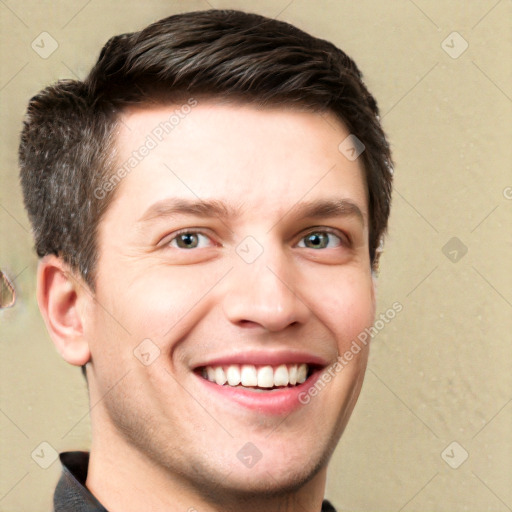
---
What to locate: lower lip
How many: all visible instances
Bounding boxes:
[194,370,323,415]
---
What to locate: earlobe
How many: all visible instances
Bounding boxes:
[37,255,91,366]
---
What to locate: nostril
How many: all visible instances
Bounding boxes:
[237,320,262,328]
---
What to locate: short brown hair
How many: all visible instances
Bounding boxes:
[19,9,393,289]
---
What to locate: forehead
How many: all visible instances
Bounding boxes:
[109,102,368,224]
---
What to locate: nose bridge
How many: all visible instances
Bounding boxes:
[223,241,309,331]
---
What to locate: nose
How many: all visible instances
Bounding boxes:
[222,248,311,332]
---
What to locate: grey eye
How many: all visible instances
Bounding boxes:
[170,232,212,249]
[298,232,342,249]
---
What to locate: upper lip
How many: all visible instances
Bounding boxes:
[192,350,329,369]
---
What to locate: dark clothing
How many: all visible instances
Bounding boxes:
[54,451,337,511]
[54,453,106,512]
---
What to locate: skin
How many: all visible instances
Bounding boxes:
[38,103,376,512]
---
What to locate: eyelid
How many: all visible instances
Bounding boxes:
[295,226,350,247]
[159,227,219,248]
[158,226,351,249]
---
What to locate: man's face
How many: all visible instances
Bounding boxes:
[84,102,375,495]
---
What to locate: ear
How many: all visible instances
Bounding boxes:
[370,268,378,319]
[37,255,91,366]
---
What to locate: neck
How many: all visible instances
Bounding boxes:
[86,422,327,512]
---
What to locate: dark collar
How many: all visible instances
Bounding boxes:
[54,451,337,511]
[54,452,107,511]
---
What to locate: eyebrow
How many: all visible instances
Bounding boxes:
[137,198,239,224]
[290,198,365,226]
[137,197,365,227]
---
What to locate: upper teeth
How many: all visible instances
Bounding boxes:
[203,364,309,388]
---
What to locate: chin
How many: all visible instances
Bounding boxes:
[188,435,335,503]
[201,454,328,502]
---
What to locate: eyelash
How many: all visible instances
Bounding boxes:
[167,229,216,249]
[164,227,349,249]
[297,228,348,249]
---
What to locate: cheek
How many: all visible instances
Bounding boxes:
[311,270,375,349]
[96,264,226,348]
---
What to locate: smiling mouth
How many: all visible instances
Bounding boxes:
[198,363,315,391]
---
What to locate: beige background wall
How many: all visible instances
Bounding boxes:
[1,1,510,511]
